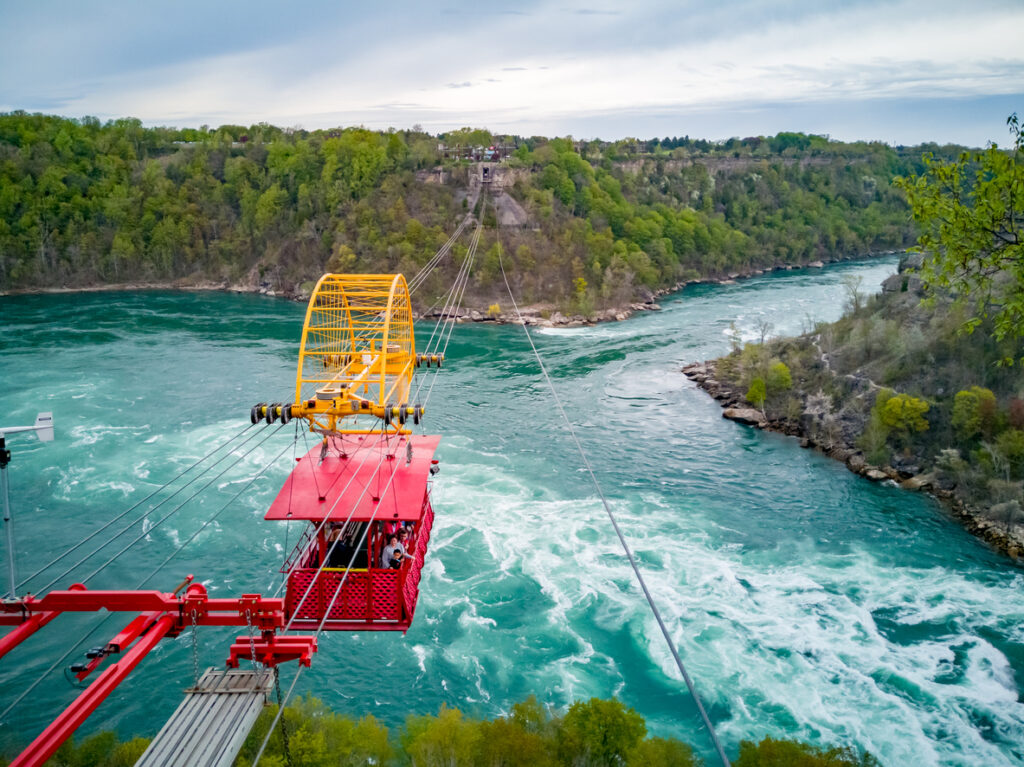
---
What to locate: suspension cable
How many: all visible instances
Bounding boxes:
[35,424,286,594]
[416,217,483,407]
[0,432,294,724]
[407,214,471,295]
[32,422,276,594]
[417,218,481,357]
[493,195,732,767]
[136,439,295,588]
[17,421,258,590]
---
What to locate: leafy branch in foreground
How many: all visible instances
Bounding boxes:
[897,114,1024,358]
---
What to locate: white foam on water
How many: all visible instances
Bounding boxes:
[423,458,1024,766]
[536,326,629,340]
[96,481,135,497]
[412,644,430,674]
[69,423,150,447]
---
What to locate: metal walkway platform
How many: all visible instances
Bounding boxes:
[135,668,273,767]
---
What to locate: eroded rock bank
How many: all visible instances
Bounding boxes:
[683,359,1024,558]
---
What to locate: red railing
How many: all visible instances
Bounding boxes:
[284,500,435,630]
[403,501,434,621]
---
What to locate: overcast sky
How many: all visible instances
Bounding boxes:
[1,0,1022,146]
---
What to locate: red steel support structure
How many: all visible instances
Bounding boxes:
[0,581,316,767]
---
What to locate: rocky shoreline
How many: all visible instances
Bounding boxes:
[2,251,906,328]
[683,359,1024,558]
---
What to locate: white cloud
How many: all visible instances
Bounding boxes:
[2,0,1021,142]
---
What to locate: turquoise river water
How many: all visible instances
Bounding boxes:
[1,257,1022,766]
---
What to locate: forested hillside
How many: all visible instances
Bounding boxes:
[0,112,964,311]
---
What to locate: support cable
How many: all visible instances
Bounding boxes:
[493,196,732,767]
[416,215,483,406]
[135,439,294,589]
[407,215,471,295]
[0,433,293,724]
[272,214,478,593]
[35,424,286,594]
[252,422,414,767]
[417,218,481,357]
[16,421,258,591]
[255,215,485,764]
[33,422,274,594]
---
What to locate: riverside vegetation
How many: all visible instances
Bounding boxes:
[16,695,879,767]
[688,115,1024,554]
[0,112,961,315]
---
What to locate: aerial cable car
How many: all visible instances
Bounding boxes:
[251,273,444,631]
[0,272,445,766]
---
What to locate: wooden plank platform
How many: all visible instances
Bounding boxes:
[135,668,273,767]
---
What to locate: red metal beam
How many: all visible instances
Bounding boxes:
[227,634,318,668]
[73,612,164,682]
[0,611,59,661]
[286,619,408,632]
[0,586,285,630]
[9,613,176,767]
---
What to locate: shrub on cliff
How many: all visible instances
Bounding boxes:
[878,392,930,439]
[766,362,792,395]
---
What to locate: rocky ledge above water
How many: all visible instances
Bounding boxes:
[683,359,1024,559]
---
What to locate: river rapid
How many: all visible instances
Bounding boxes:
[1,257,1022,766]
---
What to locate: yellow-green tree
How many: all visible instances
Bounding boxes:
[879,392,930,437]
[951,386,1000,441]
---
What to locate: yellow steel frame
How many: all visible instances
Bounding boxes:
[289,274,417,434]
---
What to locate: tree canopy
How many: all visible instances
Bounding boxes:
[897,114,1024,356]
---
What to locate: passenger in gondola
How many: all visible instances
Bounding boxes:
[327,523,355,568]
[381,533,407,569]
[397,526,413,554]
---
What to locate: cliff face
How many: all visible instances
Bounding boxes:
[685,255,1024,556]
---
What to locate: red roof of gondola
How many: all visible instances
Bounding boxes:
[264,434,440,523]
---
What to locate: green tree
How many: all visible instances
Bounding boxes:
[403,705,481,767]
[951,386,1000,441]
[896,115,1024,355]
[627,736,701,767]
[475,716,557,767]
[994,428,1024,479]
[556,698,646,767]
[746,377,767,415]
[765,362,792,395]
[734,736,878,767]
[253,183,289,236]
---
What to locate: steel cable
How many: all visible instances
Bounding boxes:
[253,210,481,767]
[32,424,286,595]
[0,433,294,725]
[16,421,259,591]
[252,423,417,767]
[493,195,732,767]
